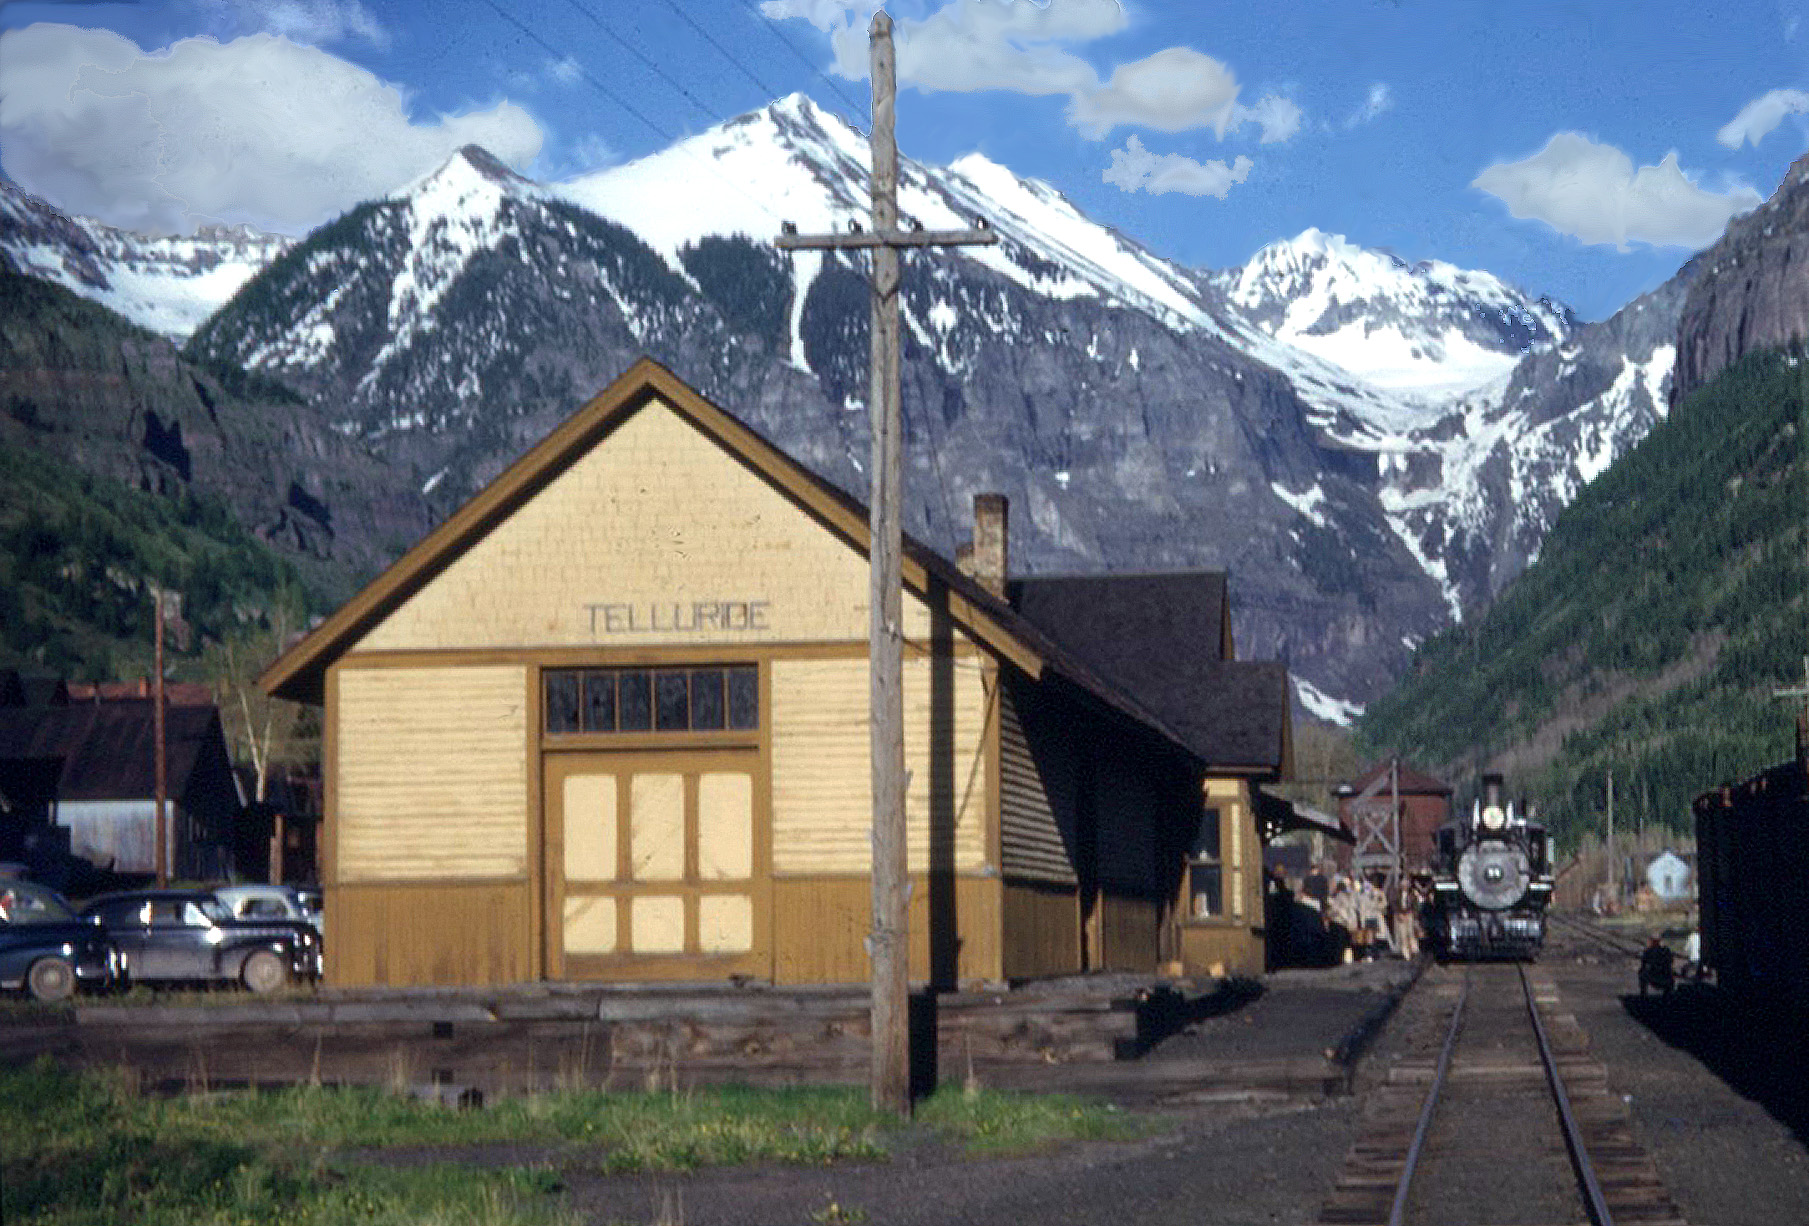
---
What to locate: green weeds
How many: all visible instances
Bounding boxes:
[3,1060,1148,1224]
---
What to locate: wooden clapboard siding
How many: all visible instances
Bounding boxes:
[355,398,945,654]
[336,666,528,881]
[1002,879,1081,980]
[770,654,988,875]
[771,875,1001,985]
[997,680,1078,884]
[1180,921,1265,979]
[1097,893,1159,974]
[329,880,531,987]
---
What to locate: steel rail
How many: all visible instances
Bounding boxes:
[1387,969,1470,1226]
[1547,911,1646,959]
[1522,964,1615,1226]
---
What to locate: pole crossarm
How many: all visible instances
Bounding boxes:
[776,228,999,251]
[1770,656,1809,705]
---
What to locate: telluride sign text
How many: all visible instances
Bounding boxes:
[585,600,772,635]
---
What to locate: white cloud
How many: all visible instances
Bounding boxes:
[548,56,583,86]
[1344,82,1392,128]
[1235,92,1303,144]
[1473,131,1761,250]
[193,0,388,48]
[0,24,543,236]
[767,0,1303,145]
[758,0,884,32]
[842,0,1123,99]
[1717,87,1809,148]
[1069,46,1239,138]
[1103,136,1252,198]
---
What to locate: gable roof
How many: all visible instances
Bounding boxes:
[1009,572,1291,775]
[256,359,1198,759]
[0,701,230,802]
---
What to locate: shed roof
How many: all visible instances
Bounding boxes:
[258,358,1207,762]
[1008,572,1291,776]
[0,701,228,802]
[1345,760,1452,797]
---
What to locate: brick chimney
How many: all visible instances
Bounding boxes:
[970,493,1008,598]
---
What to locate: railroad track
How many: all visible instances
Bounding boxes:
[1317,961,1685,1226]
[1545,911,1649,960]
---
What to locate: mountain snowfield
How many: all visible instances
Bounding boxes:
[0,182,289,337]
[0,95,1686,723]
[1218,228,1575,398]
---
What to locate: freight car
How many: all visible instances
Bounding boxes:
[1693,737,1809,1010]
[1428,773,1554,959]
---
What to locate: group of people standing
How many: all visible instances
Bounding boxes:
[1266,863,1430,967]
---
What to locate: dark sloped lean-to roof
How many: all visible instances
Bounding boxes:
[1345,760,1452,797]
[1009,571,1291,776]
[0,701,229,802]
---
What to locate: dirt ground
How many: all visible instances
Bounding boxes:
[1545,946,1809,1226]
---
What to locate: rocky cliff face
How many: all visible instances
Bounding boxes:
[1672,150,1809,406]
[0,271,430,604]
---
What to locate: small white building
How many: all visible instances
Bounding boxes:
[1645,849,1692,902]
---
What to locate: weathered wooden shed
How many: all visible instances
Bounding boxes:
[0,689,241,878]
[262,360,1292,988]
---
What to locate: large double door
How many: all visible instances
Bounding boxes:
[544,751,770,979]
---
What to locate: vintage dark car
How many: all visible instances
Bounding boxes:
[81,890,321,993]
[0,878,125,1001]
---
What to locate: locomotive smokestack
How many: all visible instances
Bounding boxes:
[1482,773,1504,807]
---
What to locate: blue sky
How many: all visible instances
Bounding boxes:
[3,0,1808,319]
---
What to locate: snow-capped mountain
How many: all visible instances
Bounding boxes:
[1217,228,1575,399]
[0,179,290,337]
[12,95,1686,721]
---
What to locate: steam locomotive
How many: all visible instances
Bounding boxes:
[1428,774,1555,960]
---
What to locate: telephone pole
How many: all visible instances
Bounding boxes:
[776,12,995,1116]
[153,588,169,887]
[1604,768,1614,909]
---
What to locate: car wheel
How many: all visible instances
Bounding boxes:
[240,949,289,995]
[27,956,76,1003]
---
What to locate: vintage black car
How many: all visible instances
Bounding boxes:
[81,890,321,993]
[0,879,125,1001]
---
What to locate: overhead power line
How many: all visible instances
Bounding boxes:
[735,0,873,127]
[657,0,781,101]
[558,0,721,126]
[473,0,783,224]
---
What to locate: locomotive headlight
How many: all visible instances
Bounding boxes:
[1481,804,1507,832]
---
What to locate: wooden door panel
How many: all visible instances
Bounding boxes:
[543,750,768,980]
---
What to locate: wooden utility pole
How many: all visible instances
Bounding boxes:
[775,11,995,1117]
[153,588,168,887]
[1604,769,1614,909]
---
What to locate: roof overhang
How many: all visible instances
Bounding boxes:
[1255,790,1354,844]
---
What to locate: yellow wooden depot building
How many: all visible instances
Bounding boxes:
[263,359,1293,988]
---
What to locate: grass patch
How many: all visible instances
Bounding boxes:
[4,1061,1150,1222]
[915,1086,1144,1155]
[3,1062,572,1225]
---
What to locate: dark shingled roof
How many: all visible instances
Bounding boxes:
[1008,572,1291,774]
[0,701,228,801]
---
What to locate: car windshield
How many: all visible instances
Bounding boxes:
[0,881,78,924]
[194,896,231,922]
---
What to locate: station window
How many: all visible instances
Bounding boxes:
[1189,807,1223,919]
[545,665,758,735]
